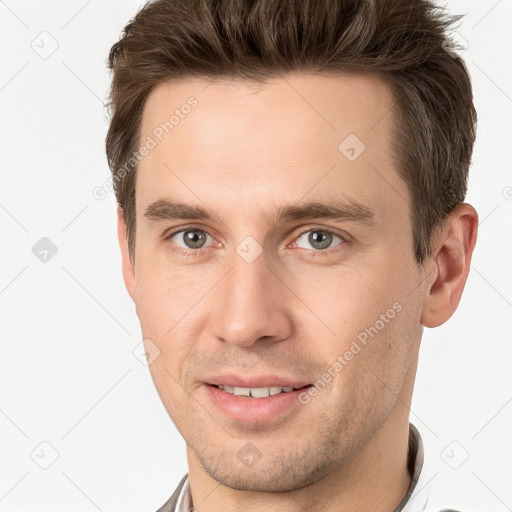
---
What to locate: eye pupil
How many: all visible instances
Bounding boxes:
[309,230,333,250]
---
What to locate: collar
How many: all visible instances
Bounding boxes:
[176,423,432,512]
[395,423,434,511]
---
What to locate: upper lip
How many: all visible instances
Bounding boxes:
[204,374,312,389]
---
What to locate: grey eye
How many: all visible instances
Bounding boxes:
[171,229,212,249]
[295,230,343,251]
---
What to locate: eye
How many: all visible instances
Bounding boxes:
[293,228,347,253]
[164,226,348,257]
[166,228,215,251]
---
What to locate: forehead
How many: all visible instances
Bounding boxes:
[137,72,407,226]
[140,72,395,155]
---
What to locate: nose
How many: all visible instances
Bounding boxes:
[209,247,294,348]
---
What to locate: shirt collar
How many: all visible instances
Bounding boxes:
[175,475,191,512]
[176,423,431,512]
[395,422,434,511]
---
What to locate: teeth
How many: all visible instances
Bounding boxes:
[249,387,269,398]
[217,385,299,398]
[233,386,250,396]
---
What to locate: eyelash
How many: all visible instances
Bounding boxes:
[163,226,350,258]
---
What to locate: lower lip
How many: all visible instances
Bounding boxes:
[204,384,311,423]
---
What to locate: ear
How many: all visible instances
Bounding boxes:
[117,205,136,302]
[421,203,478,328]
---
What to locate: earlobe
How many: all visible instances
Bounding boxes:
[421,203,478,328]
[117,206,136,302]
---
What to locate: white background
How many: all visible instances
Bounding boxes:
[1,1,511,510]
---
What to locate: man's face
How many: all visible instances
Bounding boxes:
[122,73,427,491]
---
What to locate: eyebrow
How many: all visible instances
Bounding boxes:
[143,197,377,227]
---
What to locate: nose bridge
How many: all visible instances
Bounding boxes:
[210,246,292,347]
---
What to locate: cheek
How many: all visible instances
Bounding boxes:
[145,361,192,440]
[133,262,207,382]
[133,257,202,335]
[296,257,420,382]
[290,262,398,341]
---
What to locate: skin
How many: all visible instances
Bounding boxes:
[117,72,478,511]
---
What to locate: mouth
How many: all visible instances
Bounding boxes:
[203,382,314,423]
[209,383,312,398]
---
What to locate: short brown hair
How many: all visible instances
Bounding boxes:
[106,0,477,264]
